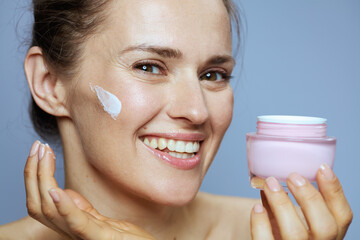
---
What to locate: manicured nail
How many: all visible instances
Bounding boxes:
[254,203,264,213]
[49,189,60,203]
[288,173,306,187]
[320,163,334,180]
[38,144,46,160]
[29,140,40,157]
[266,177,281,192]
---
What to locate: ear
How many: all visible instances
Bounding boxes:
[24,46,70,117]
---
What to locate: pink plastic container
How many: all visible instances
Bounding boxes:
[246,115,336,189]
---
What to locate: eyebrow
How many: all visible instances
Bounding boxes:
[120,44,235,65]
[205,55,236,66]
[120,44,183,59]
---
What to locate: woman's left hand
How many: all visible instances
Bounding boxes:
[250,165,353,240]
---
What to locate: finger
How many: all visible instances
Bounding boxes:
[263,177,308,240]
[317,164,353,239]
[37,144,61,221]
[36,144,73,238]
[287,172,338,239]
[25,141,70,238]
[250,203,274,240]
[64,190,156,239]
[24,140,42,219]
[260,191,282,239]
[64,189,106,221]
[49,188,110,240]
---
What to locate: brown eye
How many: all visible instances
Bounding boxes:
[200,71,224,81]
[136,64,161,74]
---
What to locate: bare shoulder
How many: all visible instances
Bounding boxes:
[0,216,61,240]
[190,192,259,239]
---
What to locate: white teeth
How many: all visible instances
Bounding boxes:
[167,151,193,159]
[150,139,158,149]
[158,138,167,150]
[167,139,176,151]
[194,142,200,152]
[175,141,185,153]
[185,142,193,153]
[142,137,201,155]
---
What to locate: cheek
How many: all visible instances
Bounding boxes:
[68,79,167,183]
[119,82,165,129]
[207,89,234,133]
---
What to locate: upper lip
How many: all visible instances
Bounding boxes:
[140,132,206,141]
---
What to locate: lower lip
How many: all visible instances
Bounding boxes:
[141,142,201,170]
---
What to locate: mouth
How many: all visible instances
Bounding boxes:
[140,134,203,170]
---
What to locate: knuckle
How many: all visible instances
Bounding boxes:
[303,190,322,203]
[312,221,338,240]
[28,210,42,221]
[312,228,338,240]
[26,200,40,218]
[24,167,33,178]
[37,171,47,180]
[283,230,308,240]
[58,208,71,218]
[70,218,89,236]
[41,204,56,221]
[339,208,353,229]
[273,195,291,208]
[331,182,344,196]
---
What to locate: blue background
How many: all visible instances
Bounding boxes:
[1,0,359,238]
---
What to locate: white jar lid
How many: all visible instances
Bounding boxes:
[258,115,327,124]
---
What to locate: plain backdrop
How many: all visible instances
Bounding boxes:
[1,0,359,238]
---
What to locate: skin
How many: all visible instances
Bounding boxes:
[0,0,353,239]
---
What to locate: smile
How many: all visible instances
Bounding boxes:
[140,135,203,170]
[143,137,200,158]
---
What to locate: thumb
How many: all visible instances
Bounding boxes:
[64,189,105,220]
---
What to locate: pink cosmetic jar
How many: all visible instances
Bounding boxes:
[246,115,336,189]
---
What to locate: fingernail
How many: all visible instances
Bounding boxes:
[320,163,334,180]
[288,173,306,187]
[49,189,60,203]
[254,203,264,213]
[29,140,40,157]
[266,177,281,192]
[38,144,46,160]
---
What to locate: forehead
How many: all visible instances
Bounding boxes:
[102,0,232,56]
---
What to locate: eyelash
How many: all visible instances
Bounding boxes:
[133,61,166,76]
[133,61,232,82]
[199,71,233,82]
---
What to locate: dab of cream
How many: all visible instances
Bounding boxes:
[90,83,122,120]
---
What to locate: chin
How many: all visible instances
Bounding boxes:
[145,180,201,207]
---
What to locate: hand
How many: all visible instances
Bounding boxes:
[250,167,353,240]
[24,140,156,240]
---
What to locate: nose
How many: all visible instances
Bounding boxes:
[166,73,209,125]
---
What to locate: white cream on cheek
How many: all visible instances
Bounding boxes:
[90,83,122,120]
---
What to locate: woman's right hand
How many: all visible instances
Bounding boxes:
[24,140,156,240]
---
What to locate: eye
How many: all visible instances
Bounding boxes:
[134,63,162,74]
[200,71,230,82]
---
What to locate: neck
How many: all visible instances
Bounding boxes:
[59,118,190,238]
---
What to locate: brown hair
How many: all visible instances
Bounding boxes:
[29,0,243,142]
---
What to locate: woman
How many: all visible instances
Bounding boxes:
[0,0,353,239]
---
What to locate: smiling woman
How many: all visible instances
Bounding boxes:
[0,0,353,239]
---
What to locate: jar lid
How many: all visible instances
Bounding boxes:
[258,115,327,124]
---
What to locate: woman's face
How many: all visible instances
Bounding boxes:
[66,0,234,205]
